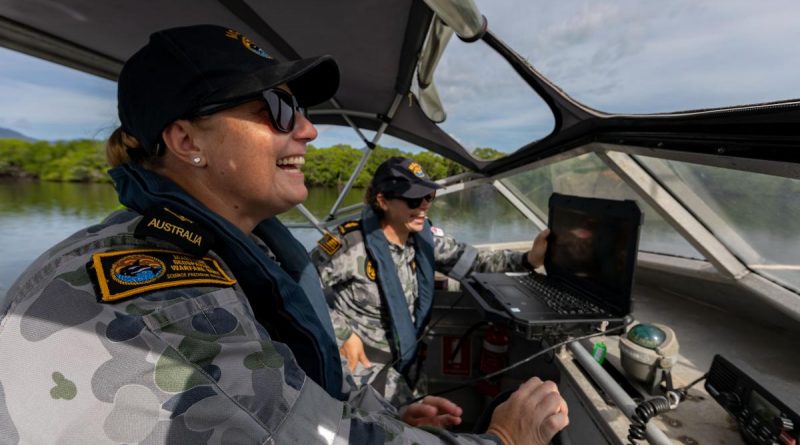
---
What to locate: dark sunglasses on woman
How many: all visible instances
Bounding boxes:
[193,88,305,133]
[388,193,436,209]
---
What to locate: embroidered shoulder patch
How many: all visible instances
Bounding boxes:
[317,232,342,256]
[337,220,361,235]
[431,226,445,237]
[134,206,214,256]
[88,249,236,303]
[365,258,377,281]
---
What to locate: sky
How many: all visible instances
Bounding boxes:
[1,0,799,153]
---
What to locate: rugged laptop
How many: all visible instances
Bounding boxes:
[464,193,642,337]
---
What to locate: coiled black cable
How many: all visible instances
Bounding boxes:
[626,373,707,444]
[627,396,672,444]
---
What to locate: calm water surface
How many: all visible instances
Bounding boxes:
[0,181,539,295]
[5,180,792,297]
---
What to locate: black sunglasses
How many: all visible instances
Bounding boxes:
[387,192,436,209]
[193,88,305,133]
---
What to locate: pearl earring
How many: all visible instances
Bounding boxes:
[192,156,202,165]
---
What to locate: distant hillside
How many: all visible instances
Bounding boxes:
[0,127,35,141]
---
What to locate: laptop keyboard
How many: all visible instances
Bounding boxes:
[515,274,607,316]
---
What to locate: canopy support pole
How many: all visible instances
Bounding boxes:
[492,180,547,230]
[294,97,377,228]
[568,341,674,445]
[325,93,404,221]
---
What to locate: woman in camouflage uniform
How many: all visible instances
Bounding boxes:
[312,157,550,406]
[0,25,567,445]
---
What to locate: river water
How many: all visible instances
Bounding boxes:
[0,180,540,294]
[3,179,796,297]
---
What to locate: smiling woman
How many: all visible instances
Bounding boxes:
[0,23,567,445]
[310,156,551,407]
[157,89,316,230]
[0,23,355,443]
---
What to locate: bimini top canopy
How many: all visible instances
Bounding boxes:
[1,0,799,176]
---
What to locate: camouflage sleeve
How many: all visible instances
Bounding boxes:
[311,242,349,287]
[311,243,356,342]
[330,304,355,342]
[433,233,476,277]
[0,260,500,444]
[434,232,528,276]
[471,248,528,273]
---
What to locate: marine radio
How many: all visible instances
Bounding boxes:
[705,354,798,445]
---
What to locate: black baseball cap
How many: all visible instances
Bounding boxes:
[371,157,444,198]
[118,24,339,154]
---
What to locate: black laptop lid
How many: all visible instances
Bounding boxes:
[545,193,642,315]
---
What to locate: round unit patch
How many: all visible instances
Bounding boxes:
[224,29,272,59]
[408,162,425,177]
[240,36,271,58]
[111,254,166,285]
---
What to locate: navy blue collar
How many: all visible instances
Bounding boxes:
[360,206,435,374]
[110,163,344,399]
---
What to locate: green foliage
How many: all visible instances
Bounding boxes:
[0,138,498,185]
[0,138,110,182]
[303,144,363,187]
[301,144,483,187]
[472,147,506,160]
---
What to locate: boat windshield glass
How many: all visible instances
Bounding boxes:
[477,0,800,113]
[434,34,555,158]
[427,184,538,246]
[636,156,800,292]
[501,153,704,259]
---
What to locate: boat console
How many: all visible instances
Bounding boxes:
[425,272,800,445]
[705,355,798,445]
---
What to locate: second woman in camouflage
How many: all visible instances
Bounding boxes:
[312,156,550,409]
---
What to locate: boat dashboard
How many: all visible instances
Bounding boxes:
[420,256,799,445]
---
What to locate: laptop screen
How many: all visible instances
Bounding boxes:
[545,194,642,314]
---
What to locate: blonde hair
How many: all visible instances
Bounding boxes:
[105,127,161,168]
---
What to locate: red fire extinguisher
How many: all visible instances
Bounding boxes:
[477,325,509,396]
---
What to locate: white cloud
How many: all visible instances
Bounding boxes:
[0,72,117,140]
[2,1,800,152]
[423,0,800,151]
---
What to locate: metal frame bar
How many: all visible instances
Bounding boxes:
[634,154,763,263]
[597,149,749,279]
[601,142,800,181]
[294,204,327,235]
[492,180,547,230]
[489,145,595,183]
[294,97,378,224]
[568,342,673,445]
[324,94,404,221]
[0,16,121,80]
[308,109,382,120]
[327,97,372,149]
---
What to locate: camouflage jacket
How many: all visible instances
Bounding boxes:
[0,210,501,444]
[311,220,528,351]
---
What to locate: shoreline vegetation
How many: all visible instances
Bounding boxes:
[0,138,504,186]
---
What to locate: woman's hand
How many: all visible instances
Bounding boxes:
[340,333,372,372]
[527,228,550,269]
[400,396,463,428]
[486,377,568,445]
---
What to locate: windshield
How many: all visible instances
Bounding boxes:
[430,0,800,159]
[475,0,800,114]
[500,153,703,259]
[636,156,800,292]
